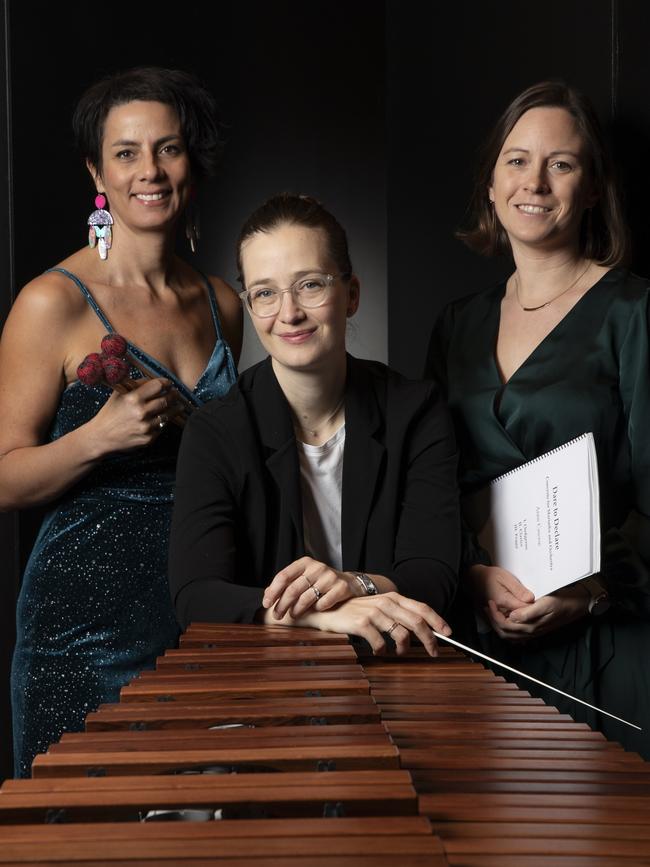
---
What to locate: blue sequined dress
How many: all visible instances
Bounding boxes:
[11,268,237,777]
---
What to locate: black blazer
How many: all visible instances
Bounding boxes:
[169,355,460,628]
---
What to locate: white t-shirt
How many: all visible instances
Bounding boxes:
[296,425,345,570]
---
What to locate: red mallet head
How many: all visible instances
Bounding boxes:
[101,355,129,386]
[77,353,104,386]
[100,333,127,358]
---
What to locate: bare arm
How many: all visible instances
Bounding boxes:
[0,276,176,511]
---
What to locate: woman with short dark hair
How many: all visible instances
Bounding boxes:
[72,66,225,181]
[427,81,649,756]
[2,67,242,776]
[170,193,460,651]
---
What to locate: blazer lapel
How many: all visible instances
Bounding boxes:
[246,359,304,558]
[341,357,386,568]
[266,440,304,559]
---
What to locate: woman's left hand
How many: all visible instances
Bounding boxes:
[263,556,363,619]
[486,583,590,641]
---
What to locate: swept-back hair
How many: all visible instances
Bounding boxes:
[236,193,353,283]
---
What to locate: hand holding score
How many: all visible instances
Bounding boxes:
[466,564,590,641]
[488,582,590,641]
[466,563,534,615]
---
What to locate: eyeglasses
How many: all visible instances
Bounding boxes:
[239,273,338,318]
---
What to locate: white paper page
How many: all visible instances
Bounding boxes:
[470,433,600,598]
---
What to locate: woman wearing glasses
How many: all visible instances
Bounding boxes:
[169,193,459,653]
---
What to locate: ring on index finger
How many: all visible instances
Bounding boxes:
[156,414,168,430]
[386,621,400,636]
[312,585,322,601]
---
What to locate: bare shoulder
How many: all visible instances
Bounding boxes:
[0,270,80,417]
[5,267,87,334]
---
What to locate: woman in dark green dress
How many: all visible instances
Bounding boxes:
[427,81,650,757]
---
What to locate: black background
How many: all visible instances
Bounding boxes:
[1,0,649,780]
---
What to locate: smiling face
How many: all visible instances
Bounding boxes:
[90,100,192,234]
[488,106,597,255]
[240,222,359,375]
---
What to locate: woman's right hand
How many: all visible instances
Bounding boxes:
[465,564,535,616]
[0,273,186,510]
[86,377,183,455]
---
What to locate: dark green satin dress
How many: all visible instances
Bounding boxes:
[427,267,650,757]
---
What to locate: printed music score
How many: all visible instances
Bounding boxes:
[465,432,601,598]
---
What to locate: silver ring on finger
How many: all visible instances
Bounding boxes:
[156,414,168,430]
[312,585,322,601]
[386,621,400,635]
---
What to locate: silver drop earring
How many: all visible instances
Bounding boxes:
[185,192,200,253]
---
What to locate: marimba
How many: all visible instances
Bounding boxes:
[1,623,649,866]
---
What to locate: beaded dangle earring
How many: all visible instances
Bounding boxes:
[87,194,113,260]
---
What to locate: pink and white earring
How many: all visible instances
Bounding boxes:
[87,193,113,260]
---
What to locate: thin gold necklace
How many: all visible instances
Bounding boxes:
[295,393,345,439]
[514,262,591,312]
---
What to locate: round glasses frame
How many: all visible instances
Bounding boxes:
[239,273,339,319]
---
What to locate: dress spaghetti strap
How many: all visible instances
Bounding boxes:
[47,267,114,331]
[49,267,227,341]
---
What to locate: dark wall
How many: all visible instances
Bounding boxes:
[387,0,649,377]
[0,0,17,784]
[613,0,650,281]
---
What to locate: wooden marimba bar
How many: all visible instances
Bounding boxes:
[0,623,649,866]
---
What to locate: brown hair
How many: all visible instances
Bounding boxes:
[457,80,629,266]
[236,193,353,284]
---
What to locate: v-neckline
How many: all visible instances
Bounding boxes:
[126,337,221,406]
[57,267,224,405]
[491,268,614,387]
